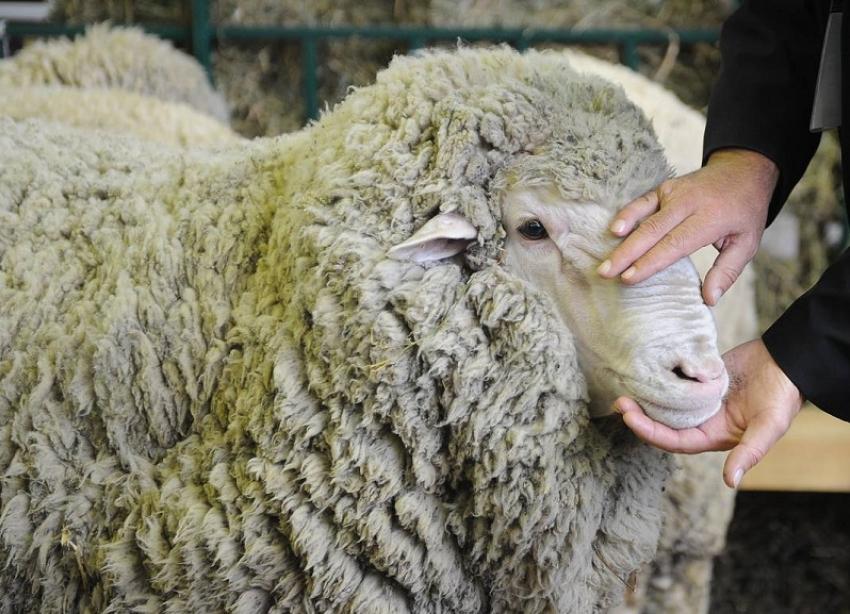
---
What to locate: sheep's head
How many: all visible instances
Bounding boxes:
[383,48,728,430]
[505,187,728,428]
[389,185,727,430]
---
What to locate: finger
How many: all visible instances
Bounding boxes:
[721,414,791,488]
[702,240,756,306]
[610,190,661,237]
[599,202,691,280]
[613,216,710,284]
[598,191,664,280]
[615,397,717,454]
[612,396,644,414]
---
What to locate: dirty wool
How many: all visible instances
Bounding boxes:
[0,47,670,614]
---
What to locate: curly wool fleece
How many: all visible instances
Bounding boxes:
[0,47,671,614]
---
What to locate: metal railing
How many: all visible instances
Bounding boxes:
[1,0,722,122]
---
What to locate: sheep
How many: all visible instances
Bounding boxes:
[561,49,755,614]
[0,46,729,614]
[0,24,230,123]
[0,85,243,147]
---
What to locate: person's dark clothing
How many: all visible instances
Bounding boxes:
[703,0,850,420]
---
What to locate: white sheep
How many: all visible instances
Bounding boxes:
[0,46,728,614]
[561,49,756,614]
[0,85,242,147]
[0,24,230,123]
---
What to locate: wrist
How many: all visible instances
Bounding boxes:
[759,339,806,413]
[707,148,779,178]
[705,148,778,218]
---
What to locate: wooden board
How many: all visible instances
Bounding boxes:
[740,405,850,492]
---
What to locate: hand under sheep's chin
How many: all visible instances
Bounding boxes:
[637,369,729,430]
[588,372,728,431]
[629,395,724,430]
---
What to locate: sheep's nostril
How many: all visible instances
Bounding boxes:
[672,366,700,382]
[671,357,726,383]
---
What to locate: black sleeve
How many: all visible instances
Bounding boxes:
[763,246,850,421]
[703,0,831,224]
[705,0,850,421]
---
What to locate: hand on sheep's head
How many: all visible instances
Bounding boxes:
[614,339,805,489]
[597,149,779,307]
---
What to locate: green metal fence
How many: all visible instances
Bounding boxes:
[0,0,722,123]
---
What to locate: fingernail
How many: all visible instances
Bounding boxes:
[732,468,744,489]
[611,219,626,234]
[597,260,612,276]
[621,266,636,281]
[712,288,723,305]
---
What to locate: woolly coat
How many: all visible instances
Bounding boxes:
[0,47,671,614]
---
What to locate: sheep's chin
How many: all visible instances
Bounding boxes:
[586,396,722,430]
[636,398,723,430]
[584,367,728,430]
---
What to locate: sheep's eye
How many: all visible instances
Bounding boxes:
[518,219,549,240]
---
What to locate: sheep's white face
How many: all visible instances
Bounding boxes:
[387,186,728,430]
[500,187,728,429]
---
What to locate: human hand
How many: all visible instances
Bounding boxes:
[598,148,779,306]
[613,339,805,488]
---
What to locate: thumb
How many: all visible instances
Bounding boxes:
[721,415,789,489]
[702,241,754,306]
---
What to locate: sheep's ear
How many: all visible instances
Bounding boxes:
[387,212,478,263]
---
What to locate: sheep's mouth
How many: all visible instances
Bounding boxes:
[633,395,722,430]
[585,362,728,428]
[623,370,728,430]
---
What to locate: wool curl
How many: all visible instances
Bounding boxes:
[0,46,672,614]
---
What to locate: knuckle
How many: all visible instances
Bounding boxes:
[636,213,670,238]
[657,178,677,198]
[714,265,740,287]
[642,190,661,206]
[656,178,688,208]
[658,227,692,255]
[744,444,766,469]
[625,189,661,217]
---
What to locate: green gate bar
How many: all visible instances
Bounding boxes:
[1,0,722,124]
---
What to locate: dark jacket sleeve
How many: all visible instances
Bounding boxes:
[763,247,850,419]
[704,0,850,421]
[703,0,830,224]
